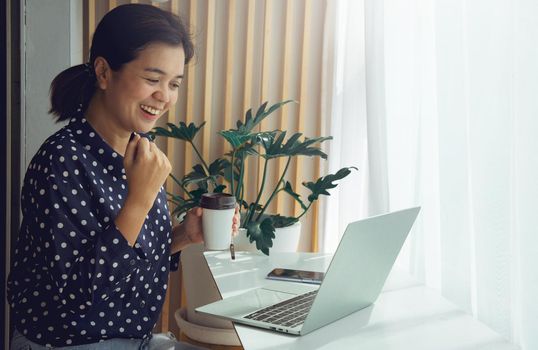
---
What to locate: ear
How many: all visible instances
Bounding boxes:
[94,57,112,90]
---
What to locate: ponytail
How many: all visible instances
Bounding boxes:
[48,63,96,122]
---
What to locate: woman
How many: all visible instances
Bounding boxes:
[7,4,238,349]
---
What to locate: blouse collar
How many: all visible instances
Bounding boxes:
[66,117,124,168]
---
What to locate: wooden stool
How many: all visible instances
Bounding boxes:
[179,332,243,350]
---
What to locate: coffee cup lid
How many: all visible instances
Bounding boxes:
[200,193,236,210]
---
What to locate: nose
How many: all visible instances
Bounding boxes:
[154,85,171,103]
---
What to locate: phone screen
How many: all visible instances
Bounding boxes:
[266,268,325,284]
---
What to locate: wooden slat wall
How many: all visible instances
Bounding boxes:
[223,0,236,143]
[240,0,255,206]
[202,0,216,162]
[275,0,294,215]
[83,0,327,340]
[256,0,273,198]
[295,0,312,217]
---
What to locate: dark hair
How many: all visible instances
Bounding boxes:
[49,4,194,122]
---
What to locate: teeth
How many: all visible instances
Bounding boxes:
[140,104,162,116]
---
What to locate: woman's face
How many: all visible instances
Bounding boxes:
[101,43,185,134]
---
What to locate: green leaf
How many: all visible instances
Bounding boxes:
[282,181,307,210]
[269,214,298,228]
[151,121,206,142]
[238,199,250,210]
[166,185,198,218]
[222,158,240,184]
[183,164,209,186]
[170,198,198,219]
[221,99,292,152]
[245,217,276,255]
[236,100,295,134]
[188,188,208,206]
[261,131,332,159]
[219,130,253,149]
[255,101,269,120]
[150,126,174,138]
[214,184,227,193]
[303,167,357,203]
[208,158,228,177]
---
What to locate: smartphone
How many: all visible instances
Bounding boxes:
[266,268,325,285]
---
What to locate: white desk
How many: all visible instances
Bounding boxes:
[202,251,519,350]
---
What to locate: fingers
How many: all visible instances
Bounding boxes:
[186,207,203,219]
[124,133,140,167]
[232,207,240,235]
[136,137,151,159]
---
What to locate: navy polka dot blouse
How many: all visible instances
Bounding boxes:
[7,117,180,347]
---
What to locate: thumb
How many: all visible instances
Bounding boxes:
[194,207,203,216]
[124,133,139,167]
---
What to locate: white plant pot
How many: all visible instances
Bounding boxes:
[233,221,302,253]
[177,221,302,345]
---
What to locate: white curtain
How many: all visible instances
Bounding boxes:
[320,0,538,348]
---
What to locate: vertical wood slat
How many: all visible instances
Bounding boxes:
[160,107,177,334]
[202,0,216,162]
[311,0,328,253]
[88,0,95,33]
[161,103,175,332]
[184,1,197,177]
[223,0,237,148]
[257,0,273,200]
[160,0,182,333]
[275,0,294,215]
[260,0,272,101]
[108,0,117,10]
[294,0,313,216]
[83,0,96,62]
[240,0,256,204]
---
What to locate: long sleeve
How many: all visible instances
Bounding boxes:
[7,117,174,347]
[30,160,149,312]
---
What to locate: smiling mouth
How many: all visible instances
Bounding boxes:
[140,104,163,116]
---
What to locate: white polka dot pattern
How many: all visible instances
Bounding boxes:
[7,117,180,347]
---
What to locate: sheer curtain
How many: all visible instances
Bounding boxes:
[320,0,538,348]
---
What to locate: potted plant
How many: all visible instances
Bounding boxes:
[151,100,356,255]
[151,100,355,345]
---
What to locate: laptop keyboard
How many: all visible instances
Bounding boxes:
[244,290,318,328]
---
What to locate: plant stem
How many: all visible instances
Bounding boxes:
[295,202,313,221]
[230,151,236,196]
[189,141,210,174]
[247,157,269,224]
[189,141,220,189]
[236,152,246,200]
[169,173,193,199]
[256,156,291,220]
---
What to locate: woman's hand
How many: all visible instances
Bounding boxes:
[123,133,172,211]
[171,204,241,254]
[232,204,240,234]
[115,133,171,245]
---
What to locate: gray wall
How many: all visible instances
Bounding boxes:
[22,0,82,170]
[6,1,83,344]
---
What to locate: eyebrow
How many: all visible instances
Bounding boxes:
[143,67,183,79]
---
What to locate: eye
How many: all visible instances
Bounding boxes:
[145,78,159,84]
[170,81,182,90]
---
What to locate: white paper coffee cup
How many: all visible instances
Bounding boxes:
[200,193,236,250]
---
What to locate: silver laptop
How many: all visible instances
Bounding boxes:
[196,207,420,336]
